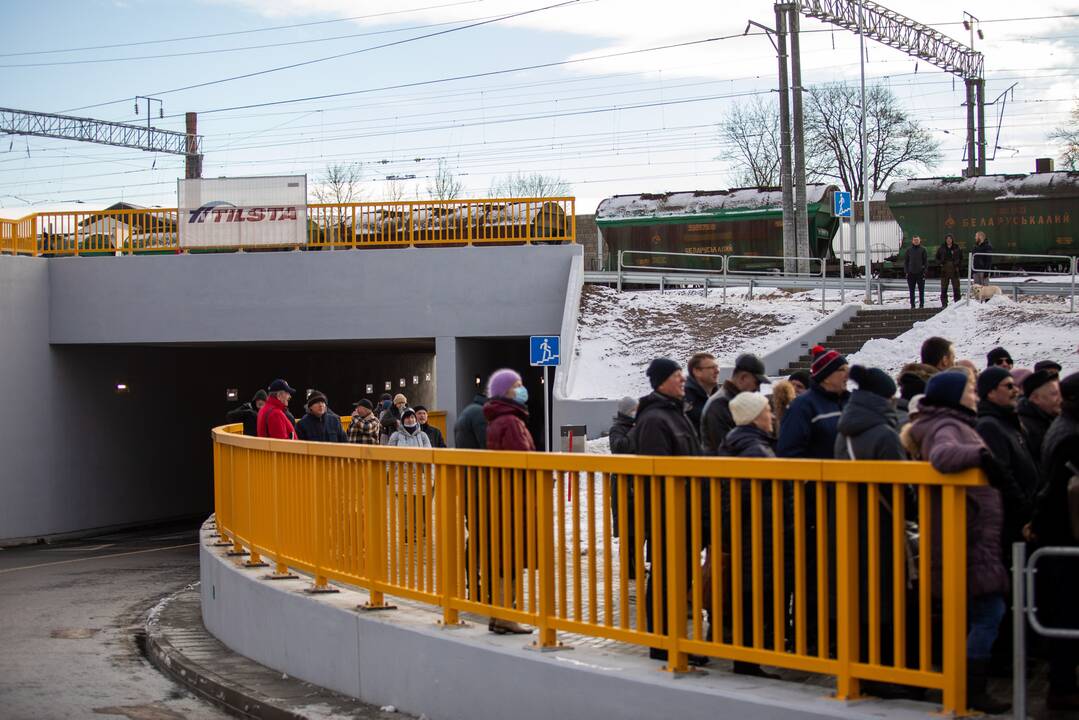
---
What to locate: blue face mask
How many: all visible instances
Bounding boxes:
[513,386,529,404]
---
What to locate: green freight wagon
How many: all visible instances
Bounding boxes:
[595,185,841,272]
[885,172,1078,276]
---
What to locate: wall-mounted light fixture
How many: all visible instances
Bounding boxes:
[225,388,239,402]
[399,378,406,388]
[425,373,432,382]
[385,381,392,391]
[115,383,130,394]
[365,384,373,394]
[412,375,419,385]
[475,375,482,386]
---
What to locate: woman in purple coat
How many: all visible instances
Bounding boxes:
[908,370,1010,714]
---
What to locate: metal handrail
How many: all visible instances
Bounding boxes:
[212,426,983,714]
[617,250,829,311]
[967,252,1077,312]
[1011,542,1079,719]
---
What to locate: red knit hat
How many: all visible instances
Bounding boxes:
[810,345,847,383]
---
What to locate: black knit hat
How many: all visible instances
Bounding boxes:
[977,366,1012,400]
[646,357,681,390]
[353,398,374,410]
[413,405,427,413]
[400,407,417,421]
[849,365,897,399]
[1033,359,1062,375]
[306,390,328,408]
[788,370,811,388]
[1022,369,1055,397]
[925,370,969,408]
[1061,371,1079,403]
[986,346,1013,368]
[252,389,268,404]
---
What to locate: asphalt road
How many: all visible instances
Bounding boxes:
[0,521,231,720]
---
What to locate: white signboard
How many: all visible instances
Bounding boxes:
[178,175,307,248]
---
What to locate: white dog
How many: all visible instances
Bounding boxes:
[972,284,1002,302]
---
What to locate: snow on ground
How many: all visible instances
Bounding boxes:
[568,284,831,400]
[850,294,1079,375]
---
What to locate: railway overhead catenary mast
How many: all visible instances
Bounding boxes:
[0,107,203,179]
[799,0,987,177]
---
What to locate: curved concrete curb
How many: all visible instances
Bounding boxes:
[198,519,942,720]
[145,583,401,720]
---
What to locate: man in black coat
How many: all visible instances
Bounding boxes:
[904,235,929,309]
[683,352,718,430]
[630,358,708,667]
[975,368,1038,546]
[608,396,637,575]
[972,231,993,285]
[226,389,268,437]
[414,406,446,448]
[935,234,962,307]
[1017,370,1061,467]
[295,391,348,443]
[700,353,768,454]
[453,393,488,449]
[1030,372,1079,711]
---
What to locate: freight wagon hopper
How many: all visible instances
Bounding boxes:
[595,184,841,272]
[885,171,1079,276]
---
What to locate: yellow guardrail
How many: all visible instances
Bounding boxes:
[0,197,576,257]
[211,425,981,714]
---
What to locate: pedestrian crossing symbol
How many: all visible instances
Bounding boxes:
[833,190,852,218]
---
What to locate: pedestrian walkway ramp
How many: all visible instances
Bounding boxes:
[203,424,986,719]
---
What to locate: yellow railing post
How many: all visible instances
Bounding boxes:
[941,485,969,714]
[834,480,861,700]
[439,463,460,626]
[532,468,558,649]
[362,457,393,610]
[664,475,689,673]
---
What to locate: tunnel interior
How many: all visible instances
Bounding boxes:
[48,336,546,533]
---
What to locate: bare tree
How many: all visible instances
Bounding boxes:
[311,162,365,204]
[718,96,830,187]
[384,177,408,202]
[1049,98,1079,170]
[805,83,941,198]
[427,159,464,201]
[489,172,571,198]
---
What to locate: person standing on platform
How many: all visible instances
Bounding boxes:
[904,235,928,309]
[608,396,638,578]
[386,408,432,448]
[1017,370,1061,466]
[936,233,962,307]
[347,399,380,445]
[414,406,446,448]
[380,393,408,444]
[257,379,297,440]
[296,391,347,443]
[700,353,768,454]
[454,391,488,449]
[972,231,993,286]
[226,389,267,437]
[684,352,718,430]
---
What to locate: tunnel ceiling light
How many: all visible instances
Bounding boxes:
[475,376,482,386]
[115,383,130,394]
[225,388,239,402]
[413,376,419,385]
[365,384,373,394]
[399,378,406,388]
[425,373,431,382]
[385,381,392,391]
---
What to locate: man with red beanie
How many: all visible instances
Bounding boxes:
[777,346,850,459]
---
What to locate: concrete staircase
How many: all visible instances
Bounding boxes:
[779,307,940,375]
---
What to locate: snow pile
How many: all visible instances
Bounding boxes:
[568,284,830,400]
[849,295,1079,375]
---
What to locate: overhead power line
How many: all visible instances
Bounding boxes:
[60,0,583,113]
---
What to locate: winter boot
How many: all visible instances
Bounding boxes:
[967,659,1010,715]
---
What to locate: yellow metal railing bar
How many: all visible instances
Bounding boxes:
[211,429,980,714]
[0,198,576,257]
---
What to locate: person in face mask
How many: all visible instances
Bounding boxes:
[483,369,535,452]
[386,408,432,448]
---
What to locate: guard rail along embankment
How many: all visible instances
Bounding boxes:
[211,423,984,715]
[0,197,575,255]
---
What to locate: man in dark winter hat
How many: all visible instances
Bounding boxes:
[701,352,768,454]
[630,359,709,668]
[975,367,1037,547]
[777,346,849,459]
[1034,359,1062,377]
[787,370,811,395]
[347,398,380,445]
[413,406,446,448]
[296,390,347,443]
[835,366,904,461]
[986,347,1013,370]
[1030,371,1079,711]
[226,388,268,437]
[1017,370,1061,465]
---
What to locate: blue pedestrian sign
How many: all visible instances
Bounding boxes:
[833,190,852,218]
[530,335,561,366]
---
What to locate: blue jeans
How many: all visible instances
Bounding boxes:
[968,593,1005,660]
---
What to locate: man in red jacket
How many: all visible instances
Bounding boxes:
[257,378,297,440]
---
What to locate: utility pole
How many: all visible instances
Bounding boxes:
[774,6,796,274]
[788,5,810,273]
[858,0,872,301]
[185,112,203,179]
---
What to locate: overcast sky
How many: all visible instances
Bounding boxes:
[3,0,1077,214]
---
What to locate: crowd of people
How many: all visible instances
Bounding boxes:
[608,340,1076,712]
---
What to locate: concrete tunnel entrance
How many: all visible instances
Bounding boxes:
[48,336,547,533]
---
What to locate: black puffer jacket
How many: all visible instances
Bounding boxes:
[976,400,1039,544]
[1017,396,1054,468]
[1032,411,1079,546]
[700,380,738,455]
[719,424,776,458]
[608,412,636,454]
[631,392,701,457]
[904,244,929,276]
[226,402,260,437]
[834,391,906,461]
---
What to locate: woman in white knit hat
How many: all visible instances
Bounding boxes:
[719,392,776,458]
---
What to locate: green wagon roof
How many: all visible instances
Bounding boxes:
[595,184,838,226]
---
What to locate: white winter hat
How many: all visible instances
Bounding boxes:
[729,392,769,427]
